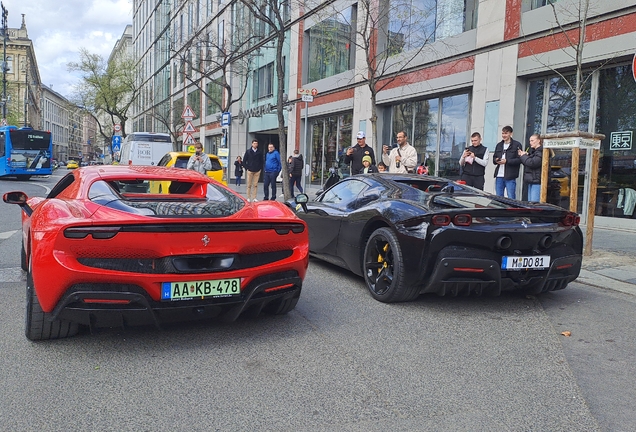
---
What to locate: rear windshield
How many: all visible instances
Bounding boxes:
[128,134,171,143]
[175,156,222,171]
[88,180,244,217]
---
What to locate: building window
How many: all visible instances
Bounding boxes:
[188,90,201,118]
[207,80,223,115]
[387,0,474,55]
[307,7,353,82]
[390,93,469,179]
[253,62,274,100]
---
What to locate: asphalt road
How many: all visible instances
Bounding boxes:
[0,171,632,431]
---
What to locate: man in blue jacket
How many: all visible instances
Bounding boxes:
[263,143,281,201]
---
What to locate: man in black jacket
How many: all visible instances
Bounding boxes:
[459,132,489,190]
[344,131,376,175]
[242,139,263,202]
[289,149,304,194]
[492,126,523,199]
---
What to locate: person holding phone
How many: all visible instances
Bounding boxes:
[492,126,523,199]
[187,141,212,174]
[459,132,489,190]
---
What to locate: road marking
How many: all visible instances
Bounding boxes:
[0,230,18,240]
[0,267,25,283]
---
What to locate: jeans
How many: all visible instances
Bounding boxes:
[290,175,303,194]
[495,177,517,199]
[235,175,242,186]
[528,183,541,202]
[263,171,278,200]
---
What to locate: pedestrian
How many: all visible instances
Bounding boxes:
[377,161,387,172]
[359,155,379,174]
[242,139,263,202]
[263,143,281,201]
[382,131,417,173]
[493,125,523,199]
[234,156,243,187]
[344,131,376,175]
[289,149,304,194]
[186,142,212,174]
[518,133,543,202]
[459,132,490,190]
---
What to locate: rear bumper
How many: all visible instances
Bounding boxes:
[420,254,582,296]
[50,270,302,328]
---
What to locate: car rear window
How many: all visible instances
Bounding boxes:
[173,156,221,171]
[88,180,244,217]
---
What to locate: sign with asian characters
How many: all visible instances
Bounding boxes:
[610,131,632,151]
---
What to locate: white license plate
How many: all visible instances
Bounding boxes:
[501,255,550,270]
[161,278,241,301]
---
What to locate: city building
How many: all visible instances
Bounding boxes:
[132,0,636,230]
[1,13,41,128]
[40,84,69,162]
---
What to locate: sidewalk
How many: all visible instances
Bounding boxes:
[226,181,636,296]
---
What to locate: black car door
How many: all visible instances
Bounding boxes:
[303,179,368,256]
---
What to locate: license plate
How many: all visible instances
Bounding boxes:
[501,255,550,270]
[161,278,241,301]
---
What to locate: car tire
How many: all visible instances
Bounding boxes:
[25,264,78,341]
[363,227,418,302]
[20,240,27,272]
[263,290,301,315]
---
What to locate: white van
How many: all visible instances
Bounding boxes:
[119,132,174,166]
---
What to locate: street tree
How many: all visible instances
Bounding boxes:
[313,0,462,152]
[67,48,140,142]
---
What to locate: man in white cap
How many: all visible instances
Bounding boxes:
[344,131,376,175]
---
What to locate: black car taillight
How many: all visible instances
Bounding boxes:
[431,215,451,226]
[64,226,121,239]
[453,214,472,226]
[560,213,580,227]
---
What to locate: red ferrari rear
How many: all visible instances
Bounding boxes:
[5,166,309,340]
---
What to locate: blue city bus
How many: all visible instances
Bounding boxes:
[0,126,53,180]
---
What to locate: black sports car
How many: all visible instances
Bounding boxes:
[290,173,583,303]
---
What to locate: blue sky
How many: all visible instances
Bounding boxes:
[2,0,132,97]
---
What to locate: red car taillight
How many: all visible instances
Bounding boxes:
[561,213,580,227]
[64,226,121,239]
[431,215,451,226]
[453,214,472,226]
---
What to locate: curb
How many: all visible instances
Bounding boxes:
[575,269,636,296]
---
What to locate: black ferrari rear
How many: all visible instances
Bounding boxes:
[398,208,582,296]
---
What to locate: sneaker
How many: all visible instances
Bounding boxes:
[252,198,258,202]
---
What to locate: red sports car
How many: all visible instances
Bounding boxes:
[4,165,309,340]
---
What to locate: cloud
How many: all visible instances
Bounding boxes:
[2,0,132,97]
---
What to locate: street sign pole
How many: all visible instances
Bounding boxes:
[302,100,308,191]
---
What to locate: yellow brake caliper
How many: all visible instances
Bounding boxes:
[377,243,389,274]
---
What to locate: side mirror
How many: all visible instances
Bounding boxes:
[294,193,309,213]
[3,191,33,216]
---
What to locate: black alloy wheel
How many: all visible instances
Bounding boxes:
[363,227,418,303]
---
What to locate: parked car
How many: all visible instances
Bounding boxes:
[4,165,309,340]
[152,151,226,192]
[289,173,582,303]
[66,160,79,169]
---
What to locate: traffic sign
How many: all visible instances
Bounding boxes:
[311,88,318,96]
[112,135,122,152]
[301,95,314,102]
[221,112,231,127]
[113,124,121,133]
[181,105,196,119]
[297,88,312,95]
[183,121,196,133]
[183,133,196,145]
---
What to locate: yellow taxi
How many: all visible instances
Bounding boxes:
[150,151,226,193]
[66,160,79,169]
